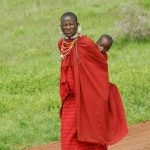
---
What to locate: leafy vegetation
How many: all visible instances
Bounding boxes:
[0,0,150,149]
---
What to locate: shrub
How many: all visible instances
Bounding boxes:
[115,3,150,40]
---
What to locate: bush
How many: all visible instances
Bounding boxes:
[115,3,150,40]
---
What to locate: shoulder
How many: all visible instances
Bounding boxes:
[78,35,95,45]
[57,38,63,50]
[78,35,98,49]
[77,35,107,62]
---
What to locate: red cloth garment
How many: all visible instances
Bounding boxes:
[100,51,128,144]
[59,39,75,117]
[61,96,107,150]
[58,35,128,147]
[59,38,107,149]
[72,35,128,145]
[107,82,128,144]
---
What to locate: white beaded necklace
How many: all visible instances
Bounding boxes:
[60,36,78,60]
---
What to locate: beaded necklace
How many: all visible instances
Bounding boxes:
[60,37,78,60]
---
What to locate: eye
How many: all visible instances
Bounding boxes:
[62,25,66,27]
[62,23,67,27]
[70,23,75,25]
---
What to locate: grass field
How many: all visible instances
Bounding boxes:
[0,0,150,150]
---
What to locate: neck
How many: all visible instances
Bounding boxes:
[64,33,78,39]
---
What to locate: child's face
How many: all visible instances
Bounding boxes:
[97,38,111,53]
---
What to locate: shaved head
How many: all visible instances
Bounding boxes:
[60,12,78,24]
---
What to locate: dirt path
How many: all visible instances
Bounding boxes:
[25,121,150,150]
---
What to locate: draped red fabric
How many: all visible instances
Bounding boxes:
[58,37,108,149]
[61,96,107,150]
[106,82,128,144]
[58,35,128,147]
[100,52,128,144]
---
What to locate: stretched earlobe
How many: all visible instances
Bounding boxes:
[77,24,81,34]
[59,26,64,37]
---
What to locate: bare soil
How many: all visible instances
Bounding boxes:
[25,121,150,150]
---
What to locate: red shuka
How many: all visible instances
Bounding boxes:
[58,35,128,145]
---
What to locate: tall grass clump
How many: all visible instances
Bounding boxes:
[115,3,150,40]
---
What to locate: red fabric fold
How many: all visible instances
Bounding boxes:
[107,82,128,144]
[58,35,128,146]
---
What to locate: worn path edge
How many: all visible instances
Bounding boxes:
[25,121,150,150]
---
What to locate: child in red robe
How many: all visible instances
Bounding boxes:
[96,34,128,144]
[97,34,113,53]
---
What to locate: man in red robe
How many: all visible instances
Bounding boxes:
[58,12,128,150]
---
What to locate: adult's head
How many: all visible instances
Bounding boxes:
[60,12,79,38]
[97,34,113,52]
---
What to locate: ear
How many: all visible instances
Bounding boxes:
[59,25,64,37]
[59,24,63,31]
[77,23,81,33]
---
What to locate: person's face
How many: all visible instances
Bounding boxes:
[98,38,111,53]
[60,16,78,38]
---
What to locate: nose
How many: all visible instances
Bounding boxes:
[66,25,71,30]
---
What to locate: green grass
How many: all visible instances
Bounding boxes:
[0,0,150,150]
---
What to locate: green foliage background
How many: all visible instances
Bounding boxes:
[0,0,150,149]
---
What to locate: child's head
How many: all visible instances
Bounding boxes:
[97,34,113,53]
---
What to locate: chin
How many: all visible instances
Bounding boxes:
[66,34,73,38]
